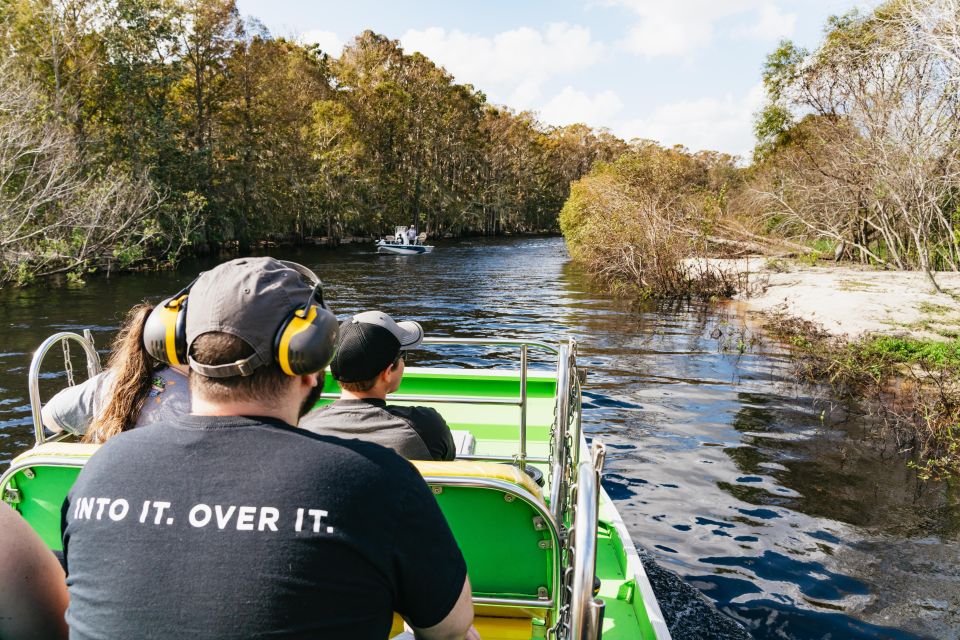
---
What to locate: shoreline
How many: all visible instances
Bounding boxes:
[712,259,960,341]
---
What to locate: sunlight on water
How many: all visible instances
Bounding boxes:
[0,237,956,640]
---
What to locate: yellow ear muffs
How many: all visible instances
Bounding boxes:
[274,302,339,376]
[143,278,195,366]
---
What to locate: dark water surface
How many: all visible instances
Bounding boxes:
[1,237,957,639]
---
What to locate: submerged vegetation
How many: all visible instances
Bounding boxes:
[765,315,960,480]
[0,0,626,286]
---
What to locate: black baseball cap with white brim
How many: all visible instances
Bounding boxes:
[331,311,424,382]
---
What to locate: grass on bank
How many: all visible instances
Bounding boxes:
[767,315,960,480]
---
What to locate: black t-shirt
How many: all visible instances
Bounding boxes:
[384,402,455,461]
[61,414,467,640]
[300,398,455,461]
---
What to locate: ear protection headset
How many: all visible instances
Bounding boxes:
[142,261,338,377]
[271,262,339,376]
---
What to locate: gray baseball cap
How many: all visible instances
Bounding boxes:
[352,311,423,349]
[186,257,319,378]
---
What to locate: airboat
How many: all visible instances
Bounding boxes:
[376,226,434,255]
[1,332,670,639]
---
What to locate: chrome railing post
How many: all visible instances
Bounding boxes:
[29,332,102,446]
[82,329,99,379]
[519,343,528,472]
[550,343,570,522]
[570,457,602,640]
[569,339,582,470]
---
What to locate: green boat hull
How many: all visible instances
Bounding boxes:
[2,356,670,639]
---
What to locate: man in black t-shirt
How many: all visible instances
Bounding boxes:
[61,258,476,640]
[300,311,456,461]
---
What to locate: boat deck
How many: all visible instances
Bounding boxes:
[320,366,667,639]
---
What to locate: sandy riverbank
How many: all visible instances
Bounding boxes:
[704,258,960,340]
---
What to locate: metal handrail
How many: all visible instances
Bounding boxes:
[325,337,565,477]
[318,392,522,405]
[569,340,583,474]
[423,338,559,473]
[420,337,559,354]
[28,332,102,446]
[456,454,550,464]
[550,343,571,522]
[569,458,603,640]
[519,344,528,471]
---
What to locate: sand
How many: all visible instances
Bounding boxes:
[704,258,960,340]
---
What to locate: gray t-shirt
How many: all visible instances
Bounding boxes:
[44,367,190,435]
[300,398,455,461]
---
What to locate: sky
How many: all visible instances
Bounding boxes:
[234,0,877,160]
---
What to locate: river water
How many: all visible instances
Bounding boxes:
[0,237,957,639]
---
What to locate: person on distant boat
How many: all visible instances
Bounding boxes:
[0,502,69,640]
[300,311,455,461]
[41,303,190,443]
[61,258,476,640]
[407,227,418,245]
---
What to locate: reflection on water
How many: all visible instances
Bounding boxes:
[0,237,957,639]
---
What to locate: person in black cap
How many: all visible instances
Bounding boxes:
[300,310,455,461]
[61,258,476,640]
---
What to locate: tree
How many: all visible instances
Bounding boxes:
[750,4,960,284]
[173,0,243,197]
[0,64,171,285]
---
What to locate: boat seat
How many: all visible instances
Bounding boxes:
[0,442,99,550]
[3,445,559,619]
[412,460,558,613]
[450,429,476,456]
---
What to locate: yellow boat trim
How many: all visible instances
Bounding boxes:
[412,460,543,502]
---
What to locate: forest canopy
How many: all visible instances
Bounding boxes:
[0,0,626,286]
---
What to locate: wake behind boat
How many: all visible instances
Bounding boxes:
[376,225,434,255]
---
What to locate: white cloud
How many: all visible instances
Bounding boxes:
[298,29,343,55]
[400,23,604,108]
[620,8,714,57]
[731,5,797,41]
[616,83,766,158]
[607,1,797,58]
[538,87,624,126]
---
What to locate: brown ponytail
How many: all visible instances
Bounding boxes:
[83,304,157,444]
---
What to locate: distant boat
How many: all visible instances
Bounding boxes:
[376,226,434,255]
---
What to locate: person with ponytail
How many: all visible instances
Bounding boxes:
[41,303,190,443]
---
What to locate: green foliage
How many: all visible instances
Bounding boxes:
[753,105,795,161]
[0,2,625,287]
[811,239,834,253]
[15,262,34,287]
[112,244,145,270]
[761,40,806,102]
[857,336,960,368]
[918,302,952,315]
[560,141,742,298]
[65,271,86,288]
